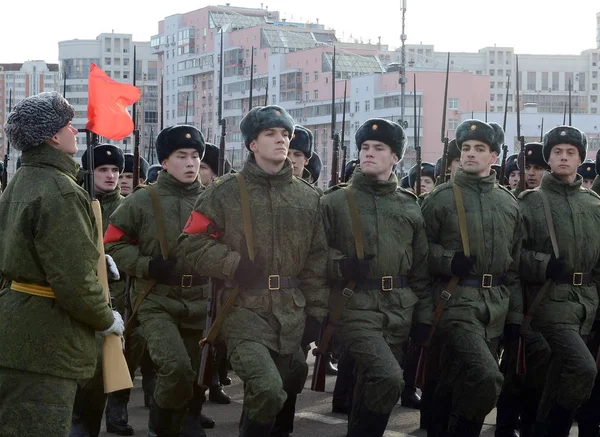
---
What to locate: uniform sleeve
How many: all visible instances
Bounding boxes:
[421,194,456,276]
[178,186,241,280]
[410,215,433,325]
[320,198,345,280]
[518,197,551,283]
[36,193,114,331]
[104,195,151,279]
[505,209,524,325]
[299,202,330,320]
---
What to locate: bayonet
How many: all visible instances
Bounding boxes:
[499,72,511,184]
[249,46,254,111]
[436,52,450,186]
[515,56,525,192]
[414,74,421,196]
[339,80,348,182]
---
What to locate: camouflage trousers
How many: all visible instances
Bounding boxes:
[228,340,308,424]
[140,312,202,410]
[342,335,404,421]
[0,366,77,437]
[536,328,597,420]
[429,327,502,423]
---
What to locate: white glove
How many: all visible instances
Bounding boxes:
[101,310,124,337]
[105,254,120,281]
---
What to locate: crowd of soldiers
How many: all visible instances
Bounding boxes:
[0,90,599,437]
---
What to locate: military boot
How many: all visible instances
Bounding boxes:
[346,403,390,437]
[70,412,89,437]
[577,378,600,437]
[180,385,208,437]
[446,415,484,437]
[70,386,106,437]
[141,351,156,409]
[271,393,297,437]
[240,410,275,437]
[209,385,231,404]
[426,392,451,437]
[545,403,576,437]
[147,398,181,437]
[332,352,354,414]
[400,385,421,409]
[494,390,521,437]
[105,389,134,436]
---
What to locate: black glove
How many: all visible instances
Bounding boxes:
[545,256,567,282]
[411,323,432,345]
[503,323,521,343]
[301,315,322,347]
[234,259,264,287]
[339,255,374,281]
[450,251,476,277]
[148,258,176,283]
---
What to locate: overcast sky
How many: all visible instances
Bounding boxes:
[2,0,598,63]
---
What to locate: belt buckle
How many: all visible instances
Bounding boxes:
[481,274,493,288]
[181,275,193,288]
[268,275,280,291]
[381,275,393,292]
[573,272,584,286]
[440,290,451,301]
[342,287,354,298]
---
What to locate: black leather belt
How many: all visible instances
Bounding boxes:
[247,275,300,291]
[554,272,593,286]
[160,274,207,288]
[443,274,506,288]
[358,275,409,291]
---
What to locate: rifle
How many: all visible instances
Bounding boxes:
[499,72,511,184]
[85,129,133,393]
[1,89,12,191]
[568,79,572,126]
[540,118,544,142]
[413,74,422,196]
[436,53,450,186]
[132,45,140,186]
[198,27,227,388]
[329,46,340,187]
[516,56,526,192]
[339,80,348,182]
[248,46,254,111]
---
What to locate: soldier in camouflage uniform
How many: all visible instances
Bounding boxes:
[287,124,313,180]
[321,118,433,437]
[504,154,520,191]
[69,143,134,437]
[119,153,149,196]
[0,91,123,437]
[518,126,600,437]
[577,160,596,189]
[303,151,322,186]
[408,162,436,194]
[198,142,232,187]
[179,105,329,437]
[146,164,162,184]
[105,125,208,437]
[421,119,523,436]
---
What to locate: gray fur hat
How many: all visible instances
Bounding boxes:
[240,105,295,150]
[5,91,74,152]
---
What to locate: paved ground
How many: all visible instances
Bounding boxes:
[98,351,579,437]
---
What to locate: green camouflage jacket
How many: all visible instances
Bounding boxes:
[519,172,600,334]
[421,168,524,340]
[0,144,114,379]
[178,157,330,355]
[105,170,207,329]
[320,167,433,345]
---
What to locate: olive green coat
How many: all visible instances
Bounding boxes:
[320,167,433,344]
[178,158,330,355]
[519,172,600,335]
[421,168,524,340]
[0,144,114,380]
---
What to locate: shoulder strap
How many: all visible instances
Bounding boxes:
[342,186,365,260]
[234,172,255,261]
[452,183,470,257]
[141,185,169,260]
[537,189,560,258]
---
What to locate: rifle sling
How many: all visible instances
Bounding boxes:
[201,172,254,347]
[126,185,169,331]
[522,189,559,332]
[426,183,470,345]
[315,186,364,355]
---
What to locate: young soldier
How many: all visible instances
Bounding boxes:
[119,153,149,195]
[0,92,122,436]
[578,160,596,189]
[303,151,322,186]
[287,125,312,178]
[408,162,436,194]
[504,154,520,190]
[105,125,208,437]
[146,164,163,184]
[179,105,329,436]
[70,143,135,436]
[321,118,432,436]
[198,142,232,187]
[519,126,600,436]
[592,149,600,195]
[438,139,462,182]
[421,119,523,436]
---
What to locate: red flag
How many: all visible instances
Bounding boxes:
[86,63,141,140]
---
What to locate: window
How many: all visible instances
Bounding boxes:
[565,72,574,90]
[542,72,549,90]
[489,69,495,76]
[305,72,309,83]
[490,82,495,89]
[314,71,318,81]
[490,94,495,102]
[272,94,276,104]
[448,119,460,130]
[304,91,309,101]
[355,101,360,112]
[594,71,598,79]
[593,83,598,91]
[272,76,276,87]
[314,90,319,99]
[527,71,536,91]
[448,98,459,110]
[365,101,370,112]
[579,73,586,91]
[593,108,598,114]
[105,58,112,65]
[592,95,598,103]
[552,72,560,90]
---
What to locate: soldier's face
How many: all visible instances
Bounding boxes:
[94,165,120,194]
[198,162,215,186]
[583,178,594,189]
[287,149,309,178]
[162,148,201,184]
[250,128,291,166]
[547,144,581,179]
[48,122,78,156]
[118,173,145,195]
[460,140,498,177]
[525,164,546,189]
[448,158,461,181]
[508,171,520,189]
[416,176,435,194]
[359,141,398,180]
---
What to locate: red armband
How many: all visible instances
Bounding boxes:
[183,211,220,239]
[103,224,127,244]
